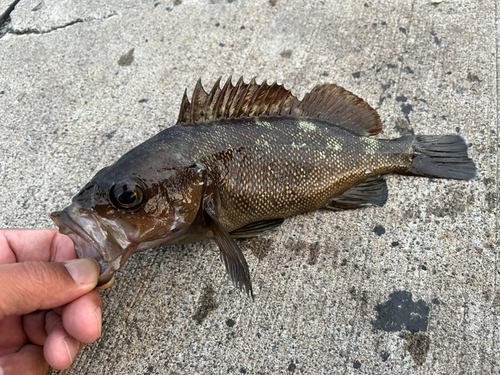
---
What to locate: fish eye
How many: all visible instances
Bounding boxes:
[110,182,144,209]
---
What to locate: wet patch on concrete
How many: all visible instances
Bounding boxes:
[307,241,320,265]
[372,291,429,333]
[192,285,218,325]
[403,331,431,365]
[238,237,275,260]
[427,185,473,217]
[118,48,135,66]
[373,225,385,236]
[280,49,292,59]
[284,239,323,266]
[349,286,369,313]
[393,117,414,136]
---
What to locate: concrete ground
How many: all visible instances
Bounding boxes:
[0,0,498,373]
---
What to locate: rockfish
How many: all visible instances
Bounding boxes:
[51,77,477,297]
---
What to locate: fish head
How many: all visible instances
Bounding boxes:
[51,162,206,285]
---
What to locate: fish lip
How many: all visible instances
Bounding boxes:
[51,204,124,284]
[52,210,101,254]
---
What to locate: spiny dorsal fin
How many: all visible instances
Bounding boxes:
[177,77,382,136]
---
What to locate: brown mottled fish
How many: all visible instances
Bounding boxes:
[51,77,477,297]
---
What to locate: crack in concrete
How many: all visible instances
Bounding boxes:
[0,0,21,38]
[1,12,116,38]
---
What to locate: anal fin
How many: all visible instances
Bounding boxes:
[325,177,388,211]
[205,205,253,299]
[230,218,285,239]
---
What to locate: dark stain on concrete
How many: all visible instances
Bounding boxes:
[352,71,361,79]
[483,177,493,186]
[403,331,431,366]
[307,242,320,265]
[192,285,218,325]
[32,2,43,11]
[349,286,369,312]
[372,291,429,333]
[239,237,274,260]
[226,318,236,327]
[373,225,385,236]
[380,352,390,361]
[492,291,500,308]
[381,79,394,91]
[104,130,116,140]
[401,103,413,116]
[399,27,406,34]
[280,49,292,58]
[269,0,278,6]
[353,360,361,369]
[174,0,182,5]
[485,191,497,213]
[283,239,323,265]
[288,360,296,372]
[467,72,480,82]
[428,186,473,217]
[118,48,135,66]
[394,117,414,136]
[430,31,441,45]
[285,239,306,254]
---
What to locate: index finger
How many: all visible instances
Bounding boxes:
[0,229,76,264]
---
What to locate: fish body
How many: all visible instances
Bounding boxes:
[51,77,477,296]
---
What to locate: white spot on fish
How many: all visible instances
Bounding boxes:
[298,121,317,132]
[365,169,372,174]
[255,119,272,128]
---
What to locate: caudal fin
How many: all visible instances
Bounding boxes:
[406,135,478,180]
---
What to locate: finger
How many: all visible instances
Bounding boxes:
[62,290,102,343]
[0,258,100,319]
[0,316,23,355]
[22,310,49,346]
[44,311,82,370]
[0,229,76,264]
[0,344,48,375]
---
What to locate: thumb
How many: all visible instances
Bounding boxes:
[0,258,100,320]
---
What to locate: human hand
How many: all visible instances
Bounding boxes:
[0,229,103,375]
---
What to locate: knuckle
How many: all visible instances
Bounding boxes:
[18,262,65,305]
[23,261,63,288]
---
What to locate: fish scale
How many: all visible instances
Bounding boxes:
[194,118,412,232]
[51,77,477,298]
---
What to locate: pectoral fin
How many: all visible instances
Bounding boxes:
[325,177,388,211]
[205,206,254,299]
[230,218,285,238]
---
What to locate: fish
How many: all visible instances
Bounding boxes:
[51,77,478,297]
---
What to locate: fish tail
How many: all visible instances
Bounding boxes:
[405,135,478,180]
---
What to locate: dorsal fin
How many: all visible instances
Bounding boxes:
[177,77,382,136]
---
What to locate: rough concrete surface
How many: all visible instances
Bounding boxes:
[0,0,498,374]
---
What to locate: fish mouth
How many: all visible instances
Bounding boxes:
[51,203,131,286]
